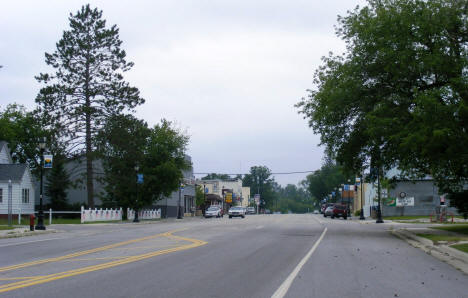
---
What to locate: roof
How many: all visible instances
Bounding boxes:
[0,164,27,182]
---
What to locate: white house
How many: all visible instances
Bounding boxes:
[0,141,35,216]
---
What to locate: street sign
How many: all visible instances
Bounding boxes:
[254,194,260,205]
[44,155,53,168]
[137,174,144,184]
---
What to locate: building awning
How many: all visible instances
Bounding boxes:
[205,194,222,202]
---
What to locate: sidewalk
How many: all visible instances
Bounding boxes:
[392,227,468,274]
[0,227,58,239]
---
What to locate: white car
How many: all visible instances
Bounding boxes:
[228,206,246,218]
[205,206,223,218]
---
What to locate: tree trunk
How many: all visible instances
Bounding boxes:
[85,61,94,208]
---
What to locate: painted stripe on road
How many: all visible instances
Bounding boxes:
[0,231,175,272]
[0,237,66,248]
[0,231,207,293]
[271,227,327,298]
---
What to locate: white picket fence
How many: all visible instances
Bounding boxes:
[81,207,123,223]
[127,208,161,220]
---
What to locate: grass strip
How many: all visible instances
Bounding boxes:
[450,243,468,254]
[431,224,468,236]
[416,233,468,245]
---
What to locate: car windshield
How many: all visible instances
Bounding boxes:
[207,207,219,211]
[230,207,242,210]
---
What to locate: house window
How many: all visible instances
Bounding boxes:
[0,188,2,203]
[22,188,30,204]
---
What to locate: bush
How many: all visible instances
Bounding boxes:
[354,210,361,217]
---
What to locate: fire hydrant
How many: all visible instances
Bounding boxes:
[30,214,35,231]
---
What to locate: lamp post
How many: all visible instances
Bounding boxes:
[376,168,384,223]
[35,138,46,230]
[357,177,365,220]
[177,183,184,219]
[133,165,139,223]
[203,183,206,216]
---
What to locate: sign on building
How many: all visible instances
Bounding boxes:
[396,197,414,206]
[225,192,232,203]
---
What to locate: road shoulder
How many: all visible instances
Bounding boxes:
[392,228,468,274]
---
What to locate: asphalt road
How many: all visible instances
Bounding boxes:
[0,214,466,298]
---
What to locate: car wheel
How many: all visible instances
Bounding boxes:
[323,214,326,217]
[343,216,347,220]
[242,215,245,218]
[229,215,232,219]
[331,215,335,219]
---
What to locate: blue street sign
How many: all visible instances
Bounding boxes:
[204,187,208,194]
[137,174,144,184]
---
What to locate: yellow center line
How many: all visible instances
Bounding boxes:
[0,277,41,281]
[0,230,178,273]
[0,231,207,293]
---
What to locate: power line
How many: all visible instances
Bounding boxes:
[193,170,316,176]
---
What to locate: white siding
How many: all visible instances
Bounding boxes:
[0,145,12,164]
[0,170,35,215]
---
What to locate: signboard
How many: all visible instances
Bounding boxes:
[384,197,397,206]
[44,155,53,168]
[225,193,232,203]
[254,194,260,205]
[440,195,446,205]
[396,197,414,207]
[137,174,144,184]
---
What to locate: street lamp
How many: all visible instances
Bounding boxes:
[133,165,139,222]
[35,137,47,230]
[177,182,184,219]
[357,177,365,220]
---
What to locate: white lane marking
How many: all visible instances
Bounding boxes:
[0,237,65,248]
[256,225,264,229]
[271,227,327,298]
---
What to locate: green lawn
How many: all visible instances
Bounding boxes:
[451,243,468,254]
[0,226,15,230]
[384,215,428,220]
[416,233,468,245]
[431,224,468,236]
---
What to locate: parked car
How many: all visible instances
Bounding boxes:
[321,203,334,214]
[246,207,256,214]
[313,210,319,214]
[323,205,334,217]
[228,206,246,218]
[331,204,348,219]
[205,206,223,218]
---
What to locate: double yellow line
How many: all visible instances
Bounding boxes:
[0,230,207,293]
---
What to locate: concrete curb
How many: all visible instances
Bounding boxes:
[392,228,468,275]
[0,228,59,239]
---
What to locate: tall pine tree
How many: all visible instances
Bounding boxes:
[35,5,144,207]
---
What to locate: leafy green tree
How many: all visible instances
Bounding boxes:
[195,185,205,210]
[243,166,276,209]
[139,119,191,207]
[0,104,47,172]
[305,161,350,204]
[97,114,150,210]
[297,0,467,209]
[35,4,144,208]
[45,154,71,210]
[201,173,232,180]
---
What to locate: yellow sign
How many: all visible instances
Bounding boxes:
[225,193,232,203]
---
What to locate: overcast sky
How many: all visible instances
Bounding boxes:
[0,0,367,186]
